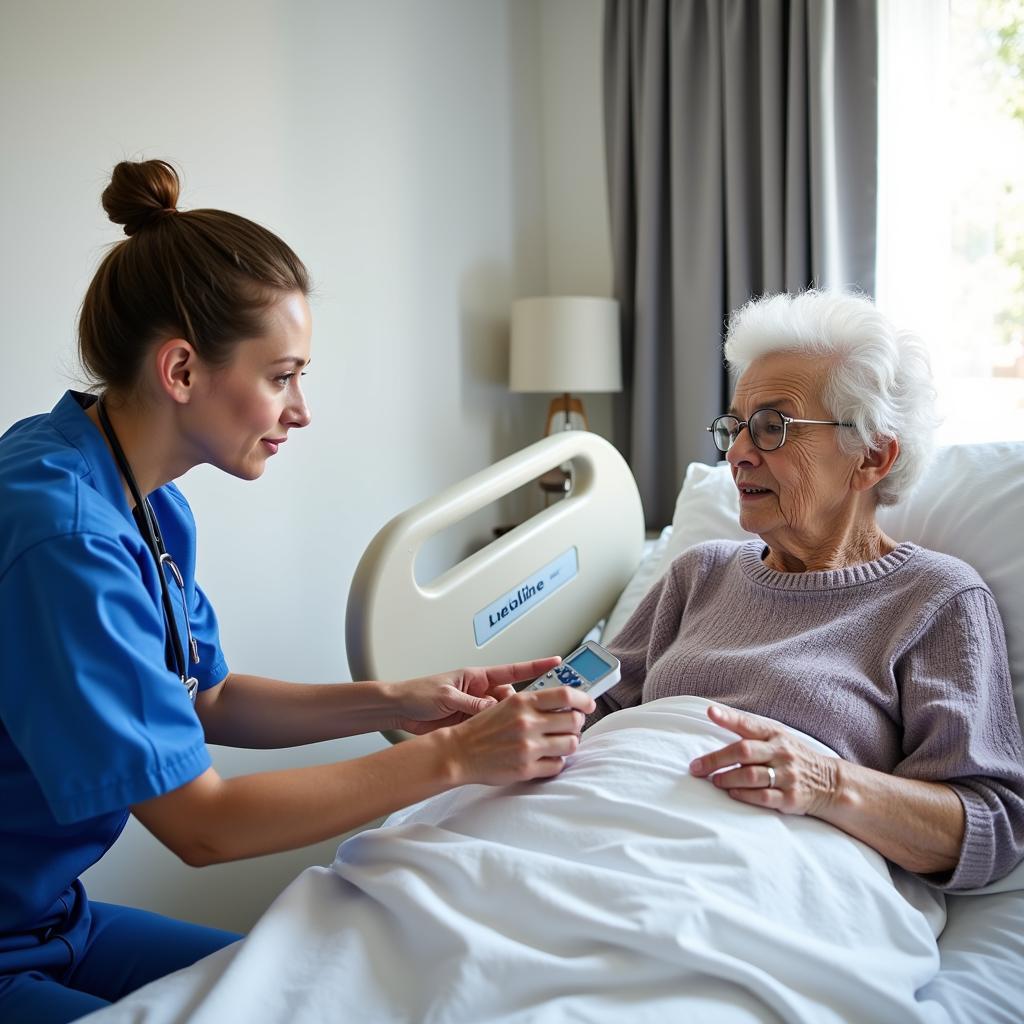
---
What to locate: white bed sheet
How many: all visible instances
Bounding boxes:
[920,887,1024,1024]
[85,698,967,1024]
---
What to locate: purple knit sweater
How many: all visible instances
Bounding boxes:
[589,539,1024,891]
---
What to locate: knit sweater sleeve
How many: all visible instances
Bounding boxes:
[895,586,1024,890]
[585,560,685,728]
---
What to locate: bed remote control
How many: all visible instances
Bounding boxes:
[524,640,621,701]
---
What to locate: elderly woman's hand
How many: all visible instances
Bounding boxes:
[688,704,840,817]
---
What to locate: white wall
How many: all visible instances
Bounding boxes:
[0,0,610,932]
[540,0,614,300]
[540,0,615,438]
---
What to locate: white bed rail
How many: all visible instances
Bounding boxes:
[346,431,645,691]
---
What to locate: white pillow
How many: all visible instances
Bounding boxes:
[663,461,754,559]
[601,462,753,643]
[602,526,673,643]
[604,443,1024,735]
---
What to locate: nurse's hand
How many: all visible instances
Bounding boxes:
[439,685,596,786]
[389,657,561,735]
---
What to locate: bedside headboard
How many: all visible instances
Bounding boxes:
[346,431,645,687]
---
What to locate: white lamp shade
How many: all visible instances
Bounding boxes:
[509,296,622,394]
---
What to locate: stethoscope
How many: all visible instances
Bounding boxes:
[96,398,200,703]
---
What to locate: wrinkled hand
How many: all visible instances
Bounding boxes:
[442,684,596,787]
[392,658,561,735]
[688,704,840,817]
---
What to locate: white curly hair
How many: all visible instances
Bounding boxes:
[723,290,939,506]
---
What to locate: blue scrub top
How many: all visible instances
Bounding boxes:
[0,391,229,940]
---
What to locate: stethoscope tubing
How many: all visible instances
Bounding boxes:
[95,397,200,702]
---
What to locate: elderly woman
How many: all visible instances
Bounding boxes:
[588,290,1024,890]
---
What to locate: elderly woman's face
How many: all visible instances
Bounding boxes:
[727,352,861,549]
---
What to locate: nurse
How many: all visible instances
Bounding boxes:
[0,159,594,1023]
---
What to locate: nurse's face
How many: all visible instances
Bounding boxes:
[187,290,313,480]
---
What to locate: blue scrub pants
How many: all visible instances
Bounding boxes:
[0,902,241,1023]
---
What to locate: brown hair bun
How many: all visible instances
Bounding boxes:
[102,159,181,236]
[79,158,310,392]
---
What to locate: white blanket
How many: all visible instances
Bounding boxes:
[85,697,951,1024]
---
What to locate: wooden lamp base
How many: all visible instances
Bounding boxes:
[538,393,585,504]
[543,393,588,435]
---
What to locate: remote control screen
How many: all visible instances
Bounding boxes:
[567,647,610,682]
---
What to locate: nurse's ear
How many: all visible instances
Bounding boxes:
[153,337,201,404]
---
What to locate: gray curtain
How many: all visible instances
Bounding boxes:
[604,0,878,527]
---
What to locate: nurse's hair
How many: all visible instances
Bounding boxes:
[78,159,310,393]
[723,290,939,507]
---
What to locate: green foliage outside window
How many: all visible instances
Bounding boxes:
[963,0,1024,374]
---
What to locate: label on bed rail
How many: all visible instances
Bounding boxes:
[473,547,579,646]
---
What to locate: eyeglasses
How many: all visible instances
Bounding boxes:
[706,408,853,453]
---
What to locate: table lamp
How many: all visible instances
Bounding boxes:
[509,296,622,436]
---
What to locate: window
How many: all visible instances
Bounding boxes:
[877,0,1024,443]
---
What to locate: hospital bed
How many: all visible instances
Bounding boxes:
[85,433,1024,1023]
